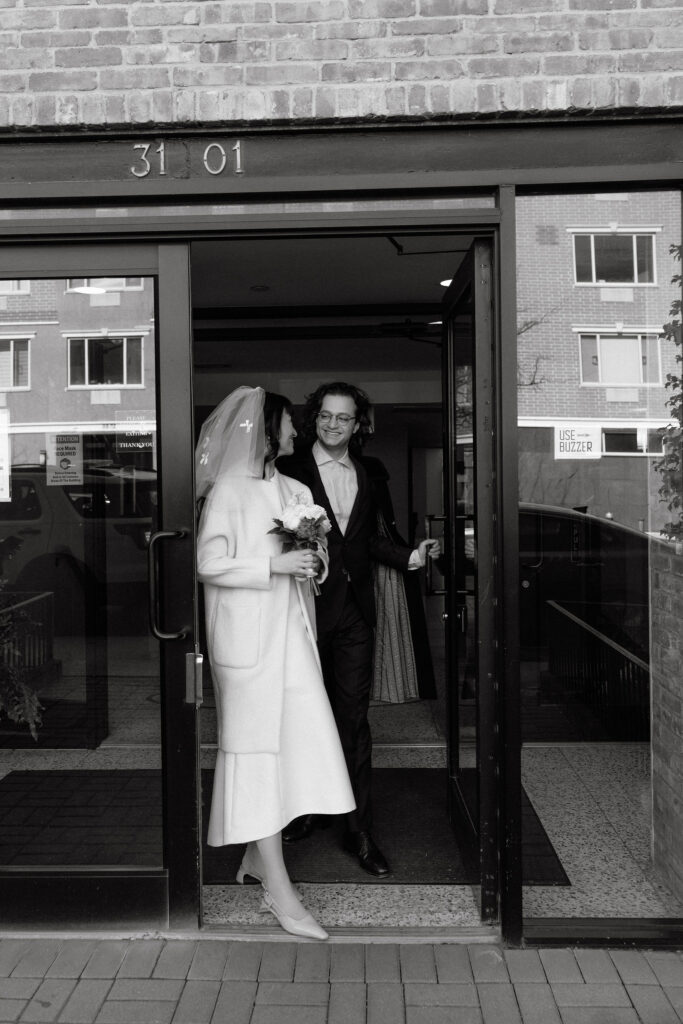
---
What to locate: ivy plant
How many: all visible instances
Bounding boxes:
[656,244,683,543]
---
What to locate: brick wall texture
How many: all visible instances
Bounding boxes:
[0,0,682,129]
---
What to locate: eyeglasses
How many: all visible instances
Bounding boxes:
[317,412,356,426]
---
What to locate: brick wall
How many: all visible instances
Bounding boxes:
[651,544,683,901]
[516,191,680,422]
[0,0,682,129]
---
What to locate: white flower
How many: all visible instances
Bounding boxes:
[282,503,312,531]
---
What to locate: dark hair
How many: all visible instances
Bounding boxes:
[264,391,293,462]
[302,381,373,450]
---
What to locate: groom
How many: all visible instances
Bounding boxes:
[278,381,437,876]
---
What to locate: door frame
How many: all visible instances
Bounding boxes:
[0,202,519,939]
[0,243,199,930]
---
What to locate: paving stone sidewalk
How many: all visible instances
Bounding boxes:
[0,937,682,1024]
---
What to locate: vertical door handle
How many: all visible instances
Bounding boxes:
[186,649,204,707]
[147,529,187,640]
[425,513,447,596]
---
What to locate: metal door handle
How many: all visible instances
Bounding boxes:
[186,649,204,707]
[425,513,446,596]
[147,529,187,640]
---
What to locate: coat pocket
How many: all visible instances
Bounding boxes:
[211,596,261,669]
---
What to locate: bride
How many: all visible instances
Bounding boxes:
[196,386,355,940]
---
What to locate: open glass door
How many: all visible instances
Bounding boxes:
[0,244,199,929]
[442,238,500,922]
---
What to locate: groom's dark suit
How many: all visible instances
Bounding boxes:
[278,446,412,832]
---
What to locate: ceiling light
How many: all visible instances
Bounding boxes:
[71,285,107,295]
[429,320,442,325]
[440,279,452,287]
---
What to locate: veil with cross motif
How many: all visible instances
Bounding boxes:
[195,386,267,501]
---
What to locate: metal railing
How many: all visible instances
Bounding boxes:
[547,599,649,740]
[1,592,54,673]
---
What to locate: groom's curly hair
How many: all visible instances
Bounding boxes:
[301,381,373,450]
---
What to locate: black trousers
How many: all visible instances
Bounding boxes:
[317,589,374,833]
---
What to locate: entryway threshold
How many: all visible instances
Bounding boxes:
[203,883,483,935]
[200,924,500,944]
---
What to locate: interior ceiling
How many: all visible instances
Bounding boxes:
[191,233,472,372]
[191,234,472,310]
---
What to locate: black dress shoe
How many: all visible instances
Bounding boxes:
[282,814,315,842]
[343,830,391,876]
[282,814,332,843]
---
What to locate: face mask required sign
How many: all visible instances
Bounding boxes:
[554,424,602,460]
[46,434,84,484]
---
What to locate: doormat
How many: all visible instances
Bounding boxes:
[0,768,569,886]
[202,767,570,887]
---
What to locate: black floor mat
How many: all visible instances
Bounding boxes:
[203,767,569,886]
[0,768,568,885]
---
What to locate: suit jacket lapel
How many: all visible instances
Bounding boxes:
[344,455,368,539]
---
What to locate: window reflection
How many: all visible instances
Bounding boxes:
[0,274,162,870]
[517,189,683,922]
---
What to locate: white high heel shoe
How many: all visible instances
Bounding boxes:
[260,888,328,941]
[236,858,264,885]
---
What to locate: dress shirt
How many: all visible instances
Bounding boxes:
[313,441,358,535]
[313,442,422,569]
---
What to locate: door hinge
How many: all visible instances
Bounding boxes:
[185,648,204,708]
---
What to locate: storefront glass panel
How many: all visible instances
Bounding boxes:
[516,189,683,920]
[0,276,162,870]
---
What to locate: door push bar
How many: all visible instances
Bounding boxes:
[425,514,447,596]
[147,529,188,640]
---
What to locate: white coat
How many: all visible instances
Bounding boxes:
[197,470,326,755]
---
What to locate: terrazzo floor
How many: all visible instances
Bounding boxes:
[522,743,683,918]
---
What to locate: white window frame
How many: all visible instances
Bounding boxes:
[601,426,665,458]
[66,333,146,389]
[66,277,145,293]
[575,328,662,387]
[0,280,30,295]
[0,335,32,390]
[568,227,660,287]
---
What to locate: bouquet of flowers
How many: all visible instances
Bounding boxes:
[269,493,331,594]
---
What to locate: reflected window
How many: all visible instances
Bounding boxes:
[0,280,30,295]
[67,335,144,387]
[572,232,656,285]
[0,337,30,389]
[578,332,661,385]
[67,277,144,293]
[603,428,664,456]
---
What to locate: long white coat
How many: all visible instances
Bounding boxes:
[197,470,326,755]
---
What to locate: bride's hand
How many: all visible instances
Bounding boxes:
[271,549,320,576]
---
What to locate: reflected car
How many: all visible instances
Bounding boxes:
[518,501,660,657]
[0,464,157,634]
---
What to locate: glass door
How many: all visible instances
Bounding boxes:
[0,244,198,929]
[442,238,500,922]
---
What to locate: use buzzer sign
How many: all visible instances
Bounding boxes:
[554,424,602,460]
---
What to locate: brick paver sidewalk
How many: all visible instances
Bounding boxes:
[0,938,682,1023]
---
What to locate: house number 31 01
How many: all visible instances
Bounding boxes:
[129,140,245,178]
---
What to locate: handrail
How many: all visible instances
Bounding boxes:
[547,600,648,672]
[0,592,53,614]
